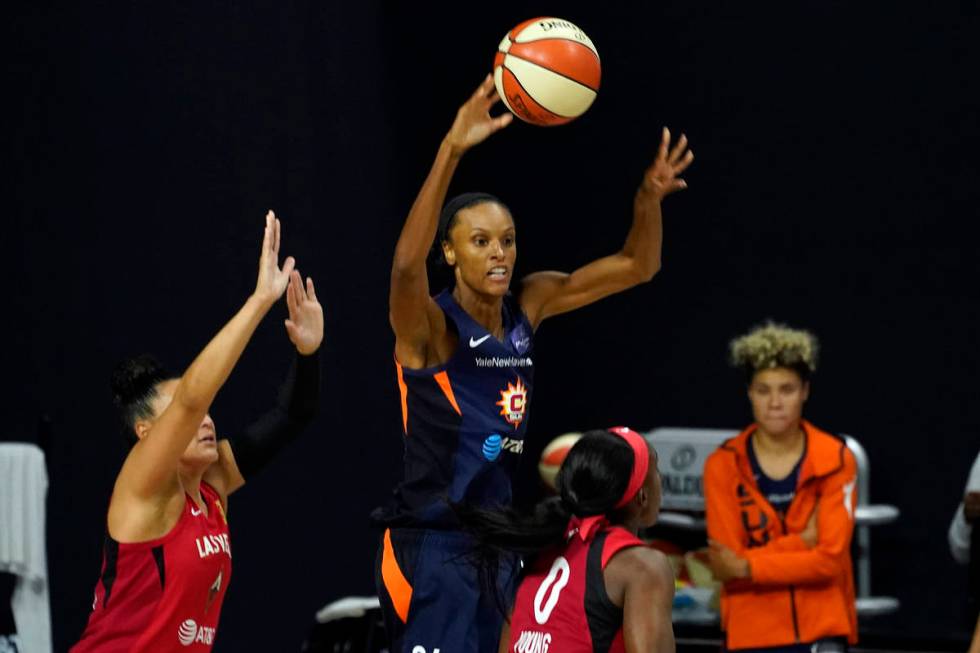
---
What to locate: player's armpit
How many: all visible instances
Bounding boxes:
[392,296,450,369]
[389,286,434,367]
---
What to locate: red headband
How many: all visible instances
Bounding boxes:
[569,426,652,541]
[609,426,650,508]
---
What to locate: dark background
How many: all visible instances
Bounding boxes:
[6,1,979,650]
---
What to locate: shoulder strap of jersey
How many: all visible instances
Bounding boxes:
[502,292,532,332]
[600,527,645,569]
[434,289,473,334]
[199,481,225,512]
[200,480,217,501]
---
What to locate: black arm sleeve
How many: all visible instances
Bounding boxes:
[226,350,320,480]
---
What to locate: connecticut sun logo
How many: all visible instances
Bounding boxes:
[496,378,528,428]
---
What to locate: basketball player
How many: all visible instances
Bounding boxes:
[71,212,323,652]
[456,427,674,653]
[704,323,858,652]
[373,75,691,652]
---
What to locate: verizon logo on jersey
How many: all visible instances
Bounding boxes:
[195,534,231,560]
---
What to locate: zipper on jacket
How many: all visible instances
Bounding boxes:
[780,516,801,643]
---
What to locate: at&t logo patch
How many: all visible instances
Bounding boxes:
[178,620,197,646]
[483,434,502,461]
[484,434,525,461]
[177,618,216,646]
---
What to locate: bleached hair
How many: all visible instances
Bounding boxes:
[730,322,818,377]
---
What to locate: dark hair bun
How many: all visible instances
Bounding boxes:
[557,430,633,517]
[110,354,169,408]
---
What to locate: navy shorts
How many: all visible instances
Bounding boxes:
[375,528,518,653]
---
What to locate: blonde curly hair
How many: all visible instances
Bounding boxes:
[730,322,819,379]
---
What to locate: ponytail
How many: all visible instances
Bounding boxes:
[453,496,571,558]
[453,429,637,614]
[452,496,571,619]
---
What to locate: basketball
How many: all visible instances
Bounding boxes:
[493,17,601,126]
[538,432,583,490]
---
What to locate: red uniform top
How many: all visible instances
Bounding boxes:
[508,520,644,653]
[71,482,232,653]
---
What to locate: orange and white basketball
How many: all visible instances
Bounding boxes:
[538,432,583,491]
[493,17,600,126]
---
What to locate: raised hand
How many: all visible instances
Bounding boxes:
[638,127,694,202]
[445,75,513,153]
[254,210,296,305]
[284,270,324,355]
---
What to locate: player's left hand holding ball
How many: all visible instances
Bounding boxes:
[637,127,694,205]
[284,270,324,355]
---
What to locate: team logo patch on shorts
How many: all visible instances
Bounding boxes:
[497,378,528,428]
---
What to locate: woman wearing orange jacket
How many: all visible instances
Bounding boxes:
[704,323,858,652]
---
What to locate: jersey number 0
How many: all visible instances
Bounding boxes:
[533,556,570,625]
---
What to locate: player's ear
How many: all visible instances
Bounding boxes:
[134,420,152,441]
[442,240,456,266]
[635,487,648,508]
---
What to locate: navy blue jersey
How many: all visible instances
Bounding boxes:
[373,289,535,527]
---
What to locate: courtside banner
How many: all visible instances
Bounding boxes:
[645,428,737,512]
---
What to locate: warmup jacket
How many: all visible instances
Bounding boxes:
[704,421,858,650]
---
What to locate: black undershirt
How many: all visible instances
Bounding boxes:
[226,350,320,479]
[747,432,805,516]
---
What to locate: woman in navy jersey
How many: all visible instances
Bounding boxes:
[374,74,691,653]
[457,428,675,653]
[72,212,323,653]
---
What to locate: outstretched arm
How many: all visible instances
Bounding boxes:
[116,211,294,500]
[210,270,324,495]
[390,75,512,368]
[519,128,692,329]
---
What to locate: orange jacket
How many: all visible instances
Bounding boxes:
[704,421,858,650]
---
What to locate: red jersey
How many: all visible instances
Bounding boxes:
[71,482,232,653]
[508,521,643,653]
